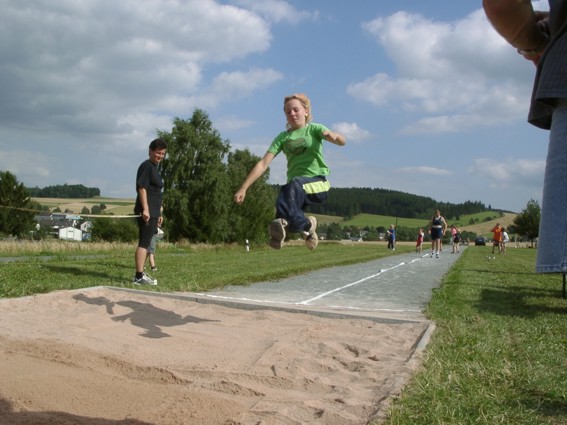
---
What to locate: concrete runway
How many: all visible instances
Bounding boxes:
[189,248,465,324]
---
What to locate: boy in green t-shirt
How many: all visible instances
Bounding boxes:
[234,93,346,250]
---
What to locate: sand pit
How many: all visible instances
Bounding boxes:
[0,287,430,425]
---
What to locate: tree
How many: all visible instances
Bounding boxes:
[159,110,231,243]
[513,199,540,247]
[226,149,275,244]
[326,222,345,240]
[0,171,36,237]
[91,217,137,242]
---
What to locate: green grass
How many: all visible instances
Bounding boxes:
[321,211,510,232]
[383,246,567,425]
[0,241,414,298]
[342,213,430,229]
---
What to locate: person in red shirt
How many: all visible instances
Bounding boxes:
[491,223,503,254]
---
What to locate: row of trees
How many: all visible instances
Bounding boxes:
[27,184,100,198]
[309,188,488,221]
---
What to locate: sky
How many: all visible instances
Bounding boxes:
[0,0,551,213]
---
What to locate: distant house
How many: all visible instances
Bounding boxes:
[34,213,92,241]
[59,226,83,241]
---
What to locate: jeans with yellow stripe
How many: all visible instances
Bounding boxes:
[276,176,329,233]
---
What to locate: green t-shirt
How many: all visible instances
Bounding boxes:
[267,123,330,182]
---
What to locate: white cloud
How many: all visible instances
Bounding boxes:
[232,0,317,24]
[214,116,256,132]
[0,0,272,143]
[332,122,372,143]
[397,166,452,176]
[468,158,545,188]
[349,8,536,135]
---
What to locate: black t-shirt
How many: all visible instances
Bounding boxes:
[134,159,163,218]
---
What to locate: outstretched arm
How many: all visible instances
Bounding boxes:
[322,130,346,146]
[234,152,275,204]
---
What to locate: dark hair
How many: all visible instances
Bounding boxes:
[149,138,167,151]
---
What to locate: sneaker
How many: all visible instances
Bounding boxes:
[302,216,319,250]
[151,266,158,272]
[132,273,158,286]
[269,218,287,249]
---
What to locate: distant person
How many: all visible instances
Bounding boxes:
[451,225,461,254]
[387,224,396,250]
[483,1,567,292]
[429,210,447,258]
[145,225,164,272]
[133,138,167,285]
[416,228,425,253]
[491,223,503,254]
[501,227,510,254]
[234,93,346,250]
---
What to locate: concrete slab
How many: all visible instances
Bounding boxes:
[185,248,465,323]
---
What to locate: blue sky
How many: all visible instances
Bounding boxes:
[0,0,550,212]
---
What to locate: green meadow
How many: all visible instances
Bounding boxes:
[383,246,566,425]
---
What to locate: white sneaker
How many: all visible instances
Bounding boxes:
[269,218,287,249]
[132,273,157,285]
[302,216,319,250]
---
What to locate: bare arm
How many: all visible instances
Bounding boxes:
[234,152,275,204]
[322,130,346,146]
[137,186,150,222]
[483,0,549,62]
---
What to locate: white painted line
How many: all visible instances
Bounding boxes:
[298,261,406,305]
[193,293,292,305]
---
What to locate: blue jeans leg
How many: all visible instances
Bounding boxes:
[536,99,567,273]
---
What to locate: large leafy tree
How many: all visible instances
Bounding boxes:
[0,171,36,237]
[226,149,276,244]
[159,110,231,243]
[513,199,540,246]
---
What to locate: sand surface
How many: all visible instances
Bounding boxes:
[0,287,429,425]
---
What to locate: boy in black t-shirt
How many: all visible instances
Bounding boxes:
[133,138,167,285]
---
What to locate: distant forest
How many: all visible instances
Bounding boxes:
[306,187,492,220]
[27,184,100,198]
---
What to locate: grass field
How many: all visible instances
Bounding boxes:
[383,246,566,425]
[0,241,415,297]
[0,241,565,423]
[32,196,136,216]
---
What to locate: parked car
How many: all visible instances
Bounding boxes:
[474,236,487,246]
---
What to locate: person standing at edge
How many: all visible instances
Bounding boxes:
[234,93,346,250]
[429,209,447,258]
[483,0,567,297]
[416,228,425,253]
[387,224,396,250]
[133,138,167,285]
